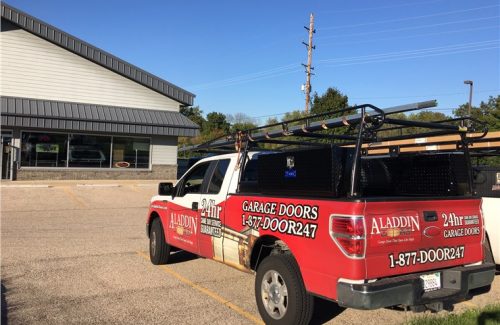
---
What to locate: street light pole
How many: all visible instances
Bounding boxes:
[464,80,473,128]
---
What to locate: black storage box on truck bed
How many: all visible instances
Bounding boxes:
[257,146,352,197]
[255,147,472,198]
[360,153,471,197]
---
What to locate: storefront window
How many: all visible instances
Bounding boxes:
[21,132,68,167]
[112,137,150,169]
[20,132,150,169]
[68,134,111,168]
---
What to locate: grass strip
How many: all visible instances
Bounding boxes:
[406,304,500,325]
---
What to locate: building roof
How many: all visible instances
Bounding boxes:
[1,96,199,137]
[1,2,195,106]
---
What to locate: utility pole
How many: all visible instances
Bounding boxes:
[302,13,315,114]
[464,80,473,128]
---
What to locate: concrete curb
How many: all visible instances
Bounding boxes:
[137,184,157,187]
[1,184,52,188]
[76,184,121,188]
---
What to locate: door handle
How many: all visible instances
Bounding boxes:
[192,202,199,211]
[423,211,438,222]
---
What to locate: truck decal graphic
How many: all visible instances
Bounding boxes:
[370,214,420,246]
[169,212,197,236]
[200,199,222,237]
[388,246,465,268]
[441,212,480,239]
[241,200,319,239]
[370,215,420,235]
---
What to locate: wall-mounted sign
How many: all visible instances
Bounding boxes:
[114,161,130,168]
[133,142,149,151]
[35,144,59,153]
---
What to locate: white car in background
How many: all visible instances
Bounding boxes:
[475,167,500,269]
[483,197,499,268]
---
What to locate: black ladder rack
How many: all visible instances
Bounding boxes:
[180,100,486,153]
[179,100,488,198]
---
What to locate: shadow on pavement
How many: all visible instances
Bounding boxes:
[310,297,345,325]
[1,282,8,325]
[168,250,199,264]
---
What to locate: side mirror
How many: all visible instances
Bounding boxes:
[158,182,174,196]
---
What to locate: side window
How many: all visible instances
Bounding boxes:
[238,158,260,193]
[179,162,211,196]
[242,158,258,181]
[207,159,230,194]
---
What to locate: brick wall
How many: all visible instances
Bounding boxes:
[15,164,176,180]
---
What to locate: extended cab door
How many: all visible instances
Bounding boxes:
[198,159,231,261]
[167,161,212,254]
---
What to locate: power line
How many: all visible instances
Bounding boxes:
[321,45,499,68]
[316,15,499,40]
[349,89,500,100]
[248,89,500,120]
[325,40,498,61]
[319,25,498,47]
[191,68,302,90]
[320,4,499,30]
[319,0,447,14]
[317,40,498,64]
[189,63,299,89]
[188,41,498,90]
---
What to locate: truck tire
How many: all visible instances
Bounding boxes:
[149,218,171,265]
[255,253,313,325]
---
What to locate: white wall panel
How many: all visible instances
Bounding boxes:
[151,136,178,165]
[0,28,181,111]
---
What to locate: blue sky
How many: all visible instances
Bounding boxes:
[6,0,500,123]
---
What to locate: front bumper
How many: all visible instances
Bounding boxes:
[337,263,496,310]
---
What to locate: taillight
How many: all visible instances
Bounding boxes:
[330,215,366,258]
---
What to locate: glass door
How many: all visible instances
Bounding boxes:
[1,130,13,180]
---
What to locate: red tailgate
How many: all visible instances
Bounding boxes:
[364,199,483,279]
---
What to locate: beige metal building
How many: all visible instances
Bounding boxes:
[1,2,198,180]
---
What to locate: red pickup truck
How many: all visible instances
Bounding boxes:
[146,102,495,325]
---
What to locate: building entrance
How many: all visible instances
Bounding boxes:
[1,130,14,180]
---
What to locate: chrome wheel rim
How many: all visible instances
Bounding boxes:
[261,269,288,319]
[150,230,157,257]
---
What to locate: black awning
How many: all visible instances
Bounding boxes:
[1,96,199,137]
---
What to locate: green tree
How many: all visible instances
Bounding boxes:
[227,113,257,132]
[310,87,352,139]
[266,117,279,125]
[178,106,206,149]
[407,111,450,122]
[259,117,281,150]
[282,110,308,124]
[454,95,500,166]
[453,95,500,131]
[377,111,453,138]
[180,106,205,130]
[310,87,349,115]
[179,108,230,149]
[403,111,452,135]
[204,112,230,134]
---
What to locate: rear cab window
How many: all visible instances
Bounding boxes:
[207,159,230,194]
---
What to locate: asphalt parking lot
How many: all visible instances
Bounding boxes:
[1,181,499,325]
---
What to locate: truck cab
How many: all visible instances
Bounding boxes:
[146,102,496,325]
